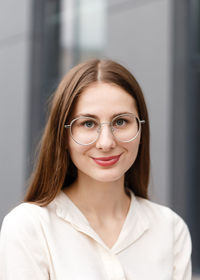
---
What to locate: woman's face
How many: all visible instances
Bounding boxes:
[67,82,141,184]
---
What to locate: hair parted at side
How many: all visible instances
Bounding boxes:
[24,59,150,206]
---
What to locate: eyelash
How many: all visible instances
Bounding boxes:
[113,119,128,126]
[81,120,97,127]
[79,118,129,127]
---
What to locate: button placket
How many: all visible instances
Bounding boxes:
[97,244,126,280]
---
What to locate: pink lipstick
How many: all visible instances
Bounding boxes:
[92,155,121,167]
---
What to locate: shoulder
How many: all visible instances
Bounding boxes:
[134,197,192,277]
[0,202,57,259]
[0,205,51,279]
[0,202,51,239]
[134,195,191,236]
[134,195,192,254]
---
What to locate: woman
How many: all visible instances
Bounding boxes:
[0,59,191,279]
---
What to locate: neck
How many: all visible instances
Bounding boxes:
[64,172,130,220]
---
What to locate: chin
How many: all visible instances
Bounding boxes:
[96,176,121,183]
[89,169,126,183]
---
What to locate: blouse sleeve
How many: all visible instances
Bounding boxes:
[0,205,50,280]
[173,213,192,280]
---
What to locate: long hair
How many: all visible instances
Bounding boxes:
[24,59,150,205]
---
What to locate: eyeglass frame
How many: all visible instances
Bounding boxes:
[64,113,145,146]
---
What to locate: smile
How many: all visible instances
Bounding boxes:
[91,155,121,167]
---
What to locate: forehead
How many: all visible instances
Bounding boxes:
[72,82,138,117]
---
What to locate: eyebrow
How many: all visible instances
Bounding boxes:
[73,112,134,119]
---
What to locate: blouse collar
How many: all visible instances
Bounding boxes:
[53,190,150,254]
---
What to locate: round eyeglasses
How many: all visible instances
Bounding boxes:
[64,113,145,146]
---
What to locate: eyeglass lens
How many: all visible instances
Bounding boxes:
[70,114,140,145]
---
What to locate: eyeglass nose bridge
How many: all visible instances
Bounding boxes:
[97,121,114,134]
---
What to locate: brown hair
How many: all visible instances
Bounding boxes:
[24,59,150,205]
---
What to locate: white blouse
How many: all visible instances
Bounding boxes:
[0,190,192,280]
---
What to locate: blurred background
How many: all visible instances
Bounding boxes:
[0,0,199,277]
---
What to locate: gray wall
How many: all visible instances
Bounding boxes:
[0,0,32,222]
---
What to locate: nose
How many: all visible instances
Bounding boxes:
[95,123,116,151]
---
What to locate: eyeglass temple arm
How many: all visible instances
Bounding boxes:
[140,120,145,124]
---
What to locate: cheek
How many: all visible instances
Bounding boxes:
[125,138,140,163]
[67,140,88,167]
[68,142,79,161]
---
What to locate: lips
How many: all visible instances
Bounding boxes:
[92,154,121,167]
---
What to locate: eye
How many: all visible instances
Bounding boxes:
[85,121,94,128]
[82,120,96,128]
[114,118,127,127]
